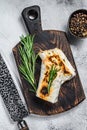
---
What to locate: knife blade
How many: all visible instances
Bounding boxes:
[0,53,29,130]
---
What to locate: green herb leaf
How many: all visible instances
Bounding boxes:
[19,35,38,93]
[47,65,58,93]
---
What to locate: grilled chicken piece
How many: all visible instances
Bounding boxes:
[36,48,76,103]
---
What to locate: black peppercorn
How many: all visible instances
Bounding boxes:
[69,9,87,38]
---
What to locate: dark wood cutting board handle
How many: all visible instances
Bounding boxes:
[22,5,42,35]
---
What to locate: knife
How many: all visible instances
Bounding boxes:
[0,53,29,130]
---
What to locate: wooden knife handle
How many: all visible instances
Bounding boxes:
[18,120,29,130]
[22,5,42,35]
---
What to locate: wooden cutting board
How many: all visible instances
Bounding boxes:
[13,6,85,115]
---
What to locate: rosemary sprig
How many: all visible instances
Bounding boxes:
[47,65,58,93]
[19,35,38,93]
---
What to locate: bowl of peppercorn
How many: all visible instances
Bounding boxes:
[68,9,87,38]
